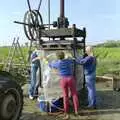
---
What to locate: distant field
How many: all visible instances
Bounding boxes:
[0,46,120,76]
[94,47,120,76]
[0,47,9,62]
[94,47,120,61]
[1,46,120,60]
[0,47,28,62]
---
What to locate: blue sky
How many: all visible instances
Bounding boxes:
[0,0,118,46]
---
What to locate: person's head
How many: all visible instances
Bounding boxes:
[85,46,93,56]
[56,51,65,60]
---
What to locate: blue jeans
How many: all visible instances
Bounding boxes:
[85,72,96,107]
[29,64,39,97]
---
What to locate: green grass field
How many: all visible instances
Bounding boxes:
[94,47,120,76]
[1,46,120,76]
[0,47,28,62]
[94,47,120,61]
[0,47,9,62]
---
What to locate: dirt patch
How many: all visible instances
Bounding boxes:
[20,82,120,120]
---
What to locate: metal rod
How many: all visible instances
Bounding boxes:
[72,24,77,78]
[48,0,50,40]
[60,0,64,17]
[38,0,42,11]
[14,21,30,26]
[48,0,50,30]
[83,37,86,88]
[27,0,32,12]
[14,21,53,26]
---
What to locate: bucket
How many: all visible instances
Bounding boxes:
[50,97,63,112]
[38,96,63,112]
[38,95,49,112]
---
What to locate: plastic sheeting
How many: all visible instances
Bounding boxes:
[37,50,84,100]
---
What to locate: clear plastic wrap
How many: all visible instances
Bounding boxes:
[38,50,84,100]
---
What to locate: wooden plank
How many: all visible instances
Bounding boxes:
[96,76,113,82]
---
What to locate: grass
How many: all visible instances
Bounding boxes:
[94,47,120,76]
[1,46,120,76]
[94,47,120,60]
[0,47,9,62]
[0,46,28,63]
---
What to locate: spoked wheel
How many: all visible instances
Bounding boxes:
[24,10,43,41]
[0,87,23,120]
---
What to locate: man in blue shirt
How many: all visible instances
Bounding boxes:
[77,46,96,109]
[29,48,40,100]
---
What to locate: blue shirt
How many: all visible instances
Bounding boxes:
[77,56,96,75]
[31,52,37,60]
[31,52,40,66]
[49,59,74,76]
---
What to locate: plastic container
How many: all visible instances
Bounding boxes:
[38,95,48,112]
[38,96,63,112]
[50,97,63,112]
